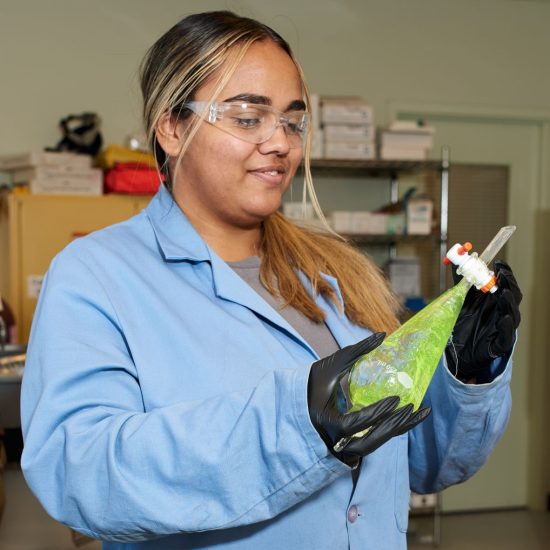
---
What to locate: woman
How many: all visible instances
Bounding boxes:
[21,11,521,549]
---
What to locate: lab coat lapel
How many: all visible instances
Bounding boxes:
[316,273,371,349]
[146,187,360,357]
[209,253,318,359]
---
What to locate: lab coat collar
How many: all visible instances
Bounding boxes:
[145,186,316,354]
[145,184,211,262]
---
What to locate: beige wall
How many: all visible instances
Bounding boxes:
[1,0,550,153]
[1,0,549,510]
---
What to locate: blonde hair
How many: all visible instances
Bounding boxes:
[140,11,400,334]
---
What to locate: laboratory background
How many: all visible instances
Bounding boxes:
[0,0,549,548]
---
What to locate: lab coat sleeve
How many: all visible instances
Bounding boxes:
[20,251,349,543]
[408,351,513,494]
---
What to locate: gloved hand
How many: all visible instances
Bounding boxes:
[446,259,522,381]
[308,332,431,466]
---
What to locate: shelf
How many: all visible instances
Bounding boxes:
[306,158,441,177]
[343,233,438,246]
[301,150,450,297]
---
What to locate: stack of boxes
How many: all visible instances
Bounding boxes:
[318,96,375,160]
[0,151,102,195]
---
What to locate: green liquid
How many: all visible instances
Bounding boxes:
[349,279,470,411]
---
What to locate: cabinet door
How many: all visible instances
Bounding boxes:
[9,194,137,342]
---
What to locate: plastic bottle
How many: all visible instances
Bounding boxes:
[334,226,516,452]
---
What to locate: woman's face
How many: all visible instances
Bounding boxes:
[171,40,305,231]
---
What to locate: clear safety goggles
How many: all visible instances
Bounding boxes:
[183,101,310,148]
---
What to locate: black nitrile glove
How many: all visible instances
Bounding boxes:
[308,332,431,466]
[446,260,522,381]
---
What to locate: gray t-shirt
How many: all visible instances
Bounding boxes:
[228,256,340,359]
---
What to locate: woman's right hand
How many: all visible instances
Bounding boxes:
[307,332,431,466]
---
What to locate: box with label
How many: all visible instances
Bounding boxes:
[407,198,433,235]
[321,98,374,125]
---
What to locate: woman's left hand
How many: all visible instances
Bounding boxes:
[446,260,522,381]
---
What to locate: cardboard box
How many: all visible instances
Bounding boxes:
[324,141,376,160]
[13,166,102,185]
[321,98,374,125]
[407,198,433,235]
[324,124,375,142]
[29,178,103,196]
[351,211,387,234]
[0,151,92,170]
[329,211,387,234]
[330,211,353,233]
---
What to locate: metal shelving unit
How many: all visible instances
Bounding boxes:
[309,150,450,296]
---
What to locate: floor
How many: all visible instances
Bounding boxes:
[1,464,549,549]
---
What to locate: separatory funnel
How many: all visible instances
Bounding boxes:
[334,225,516,452]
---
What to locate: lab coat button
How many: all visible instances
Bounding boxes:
[347,504,359,523]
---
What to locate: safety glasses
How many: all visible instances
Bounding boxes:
[183,101,310,148]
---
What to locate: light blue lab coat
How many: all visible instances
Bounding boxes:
[20,184,513,550]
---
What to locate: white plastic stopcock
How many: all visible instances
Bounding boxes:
[444,243,498,293]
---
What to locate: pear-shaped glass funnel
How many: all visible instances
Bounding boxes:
[334,226,516,452]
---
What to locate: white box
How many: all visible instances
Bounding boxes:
[321,98,374,125]
[351,211,387,234]
[329,211,353,233]
[330,211,389,234]
[324,124,375,142]
[29,172,103,196]
[381,131,434,150]
[0,151,92,170]
[387,257,421,298]
[12,166,102,185]
[407,198,433,235]
[324,141,376,160]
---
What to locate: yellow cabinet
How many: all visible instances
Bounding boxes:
[0,192,153,343]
